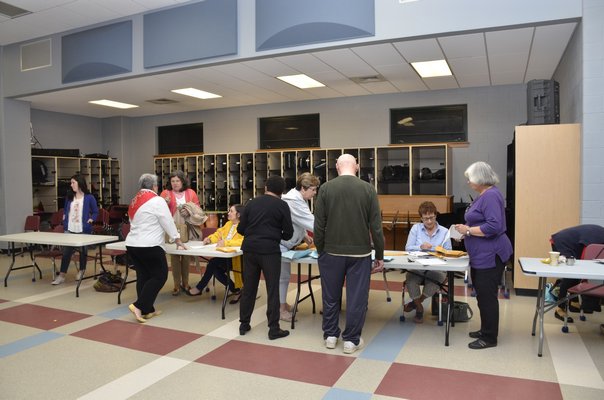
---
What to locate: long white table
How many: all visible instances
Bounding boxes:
[519,257,604,357]
[0,231,119,296]
[287,254,469,347]
[106,241,242,317]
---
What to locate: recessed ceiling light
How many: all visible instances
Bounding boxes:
[89,99,138,109]
[277,74,325,89]
[410,60,452,78]
[171,88,222,99]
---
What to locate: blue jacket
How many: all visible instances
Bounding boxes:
[63,194,99,234]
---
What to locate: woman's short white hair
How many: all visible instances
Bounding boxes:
[464,161,499,186]
[138,173,158,190]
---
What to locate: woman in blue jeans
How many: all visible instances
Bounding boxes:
[455,162,512,350]
[52,174,99,285]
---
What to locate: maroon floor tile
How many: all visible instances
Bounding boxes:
[0,299,8,303]
[197,340,355,386]
[0,304,90,330]
[71,320,202,355]
[376,363,563,400]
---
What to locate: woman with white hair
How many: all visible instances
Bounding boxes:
[126,173,185,323]
[455,161,512,350]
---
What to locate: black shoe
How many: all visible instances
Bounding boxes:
[268,328,290,340]
[555,310,574,323]
[568,302,581,313]
[229,292,242,305]
[239,323,251,335]
[468,339,497,350]
[469,330,483,339]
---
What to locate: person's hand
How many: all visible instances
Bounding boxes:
[303,234,313,246]
[216,239,225,247]
[202,237,211,245]
[420,242,432,250]
[175,240,187,250]
[179,208,190,217]
[163,194,171,203]
[87,218,93,224]
[454,224,468,235]
[371,259,384,273]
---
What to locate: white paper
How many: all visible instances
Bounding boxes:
[448,225,464,240]
[417,258,447,266]
[409,251,430,257]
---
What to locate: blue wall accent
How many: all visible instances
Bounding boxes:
[256,0,374,51]
[62,21,132,84]
[143,0,237,68]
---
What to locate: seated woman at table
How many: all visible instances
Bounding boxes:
[185,204,244,298]
[403,201,452,323]
[52,175,99,285]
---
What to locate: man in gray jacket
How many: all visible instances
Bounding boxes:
[314,154,384,354]
[279,173,320,322]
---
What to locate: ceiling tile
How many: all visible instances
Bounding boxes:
[485,27,534,55]
[439,33,486,59]
[393,38,444,62]
[351,43,406,66]
[312,48,377,78]
[423,76,459,90]
[525,23,577,81]
[242,58,299,78]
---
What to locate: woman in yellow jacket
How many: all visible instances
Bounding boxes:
[186,204,244,298]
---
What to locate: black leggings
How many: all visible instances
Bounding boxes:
[470,255,505,344]
[126,246,168,315]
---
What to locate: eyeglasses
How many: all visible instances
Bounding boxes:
[421,216,436,221]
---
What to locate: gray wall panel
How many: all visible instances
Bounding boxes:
[143,0,237,68]
[256,0,374,51]
[62,21,132,84]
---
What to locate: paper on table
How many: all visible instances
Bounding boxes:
[448,225,463,240]
[417,258,447,266]
[409,251,430,257]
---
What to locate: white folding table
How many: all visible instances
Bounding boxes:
[106,241,242,317]
[519,257,604,356]
[0,231,119,296]
[286,254,468,346]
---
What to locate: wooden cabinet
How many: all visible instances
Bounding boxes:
[32,156,121,212]
[513,124,581,291]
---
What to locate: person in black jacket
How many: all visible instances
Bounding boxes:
[550,224,604,322]
[237,175,294,340]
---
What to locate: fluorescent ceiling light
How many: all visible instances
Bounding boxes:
[410,59,452,78]
[171,88,222,99]
[89,99,138,109]
[277,74,325,89]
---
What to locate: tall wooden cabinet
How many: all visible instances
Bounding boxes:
[513,124,581,291]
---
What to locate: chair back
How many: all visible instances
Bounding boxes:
[120,223,131,240]
[95,208,110,225]
[205,214,219,228]
[24,215,41,232]
[583,244,604,260]
[202,227,217,239]
[52,224,64,233]
[50,209,64,227]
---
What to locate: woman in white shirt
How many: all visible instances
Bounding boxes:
[126,174,185,323]
[51,175,99,285]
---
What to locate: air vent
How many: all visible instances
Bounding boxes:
[350,75,386,84]
[0,1,30,18]
[146,98,179,105]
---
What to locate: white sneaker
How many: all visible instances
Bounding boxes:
[343,338,364,354]
[51,275,65,285]
[325,336,338,349]
[75,270,84,281]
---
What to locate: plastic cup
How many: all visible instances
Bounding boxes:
[549,251,560,266]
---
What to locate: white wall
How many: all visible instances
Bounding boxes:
[114,84,526,202]
[30,109,103,154]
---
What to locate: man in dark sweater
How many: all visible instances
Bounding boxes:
[237,175,294,340]
[314,154,385,354]
[550,224,604,321]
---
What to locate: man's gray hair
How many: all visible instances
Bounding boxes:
[464,161,499,186]
[138,173,158,190]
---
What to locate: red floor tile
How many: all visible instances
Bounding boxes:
[71,320,202,355]
[376,363,563,400]
[0,304,90,330]
[0,299,8,303]
[197,340,355,386]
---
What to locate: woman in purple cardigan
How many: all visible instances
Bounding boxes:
[51,175,99,285]
[455,162,512,350]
